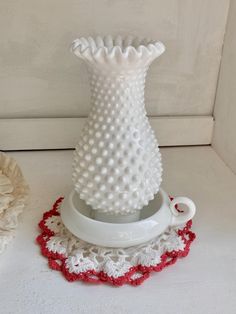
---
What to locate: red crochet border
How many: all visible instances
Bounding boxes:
[36,197,196,286]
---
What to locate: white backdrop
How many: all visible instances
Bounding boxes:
[213,0,236,174]
[0,0,230,118]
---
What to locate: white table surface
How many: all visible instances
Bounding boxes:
[1,147,236,314]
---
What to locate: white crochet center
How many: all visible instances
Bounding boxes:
[45,206,185,279]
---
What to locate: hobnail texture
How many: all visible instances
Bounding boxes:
[72,35,165,215]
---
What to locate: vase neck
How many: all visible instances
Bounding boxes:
[88,66,148,112]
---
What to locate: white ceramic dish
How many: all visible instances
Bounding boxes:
[61,188,196,248]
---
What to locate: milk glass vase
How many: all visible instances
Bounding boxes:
[71,35,165,223]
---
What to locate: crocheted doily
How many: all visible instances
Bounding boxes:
[0,152,29,254]
[37,197,196,286]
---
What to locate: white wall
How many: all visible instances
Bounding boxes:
[213,0,236,174]
[0,0,229,118]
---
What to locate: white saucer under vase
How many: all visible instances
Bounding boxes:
[61,188,196,248]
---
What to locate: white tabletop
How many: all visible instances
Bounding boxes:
[1,147,236,314]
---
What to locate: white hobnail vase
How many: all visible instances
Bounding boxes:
[71,35,165,222]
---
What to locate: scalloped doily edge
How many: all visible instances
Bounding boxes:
[36,197,196,286]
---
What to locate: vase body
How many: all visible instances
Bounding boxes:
[72,36,165,218]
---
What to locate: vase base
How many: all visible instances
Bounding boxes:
[93,210,141,223]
